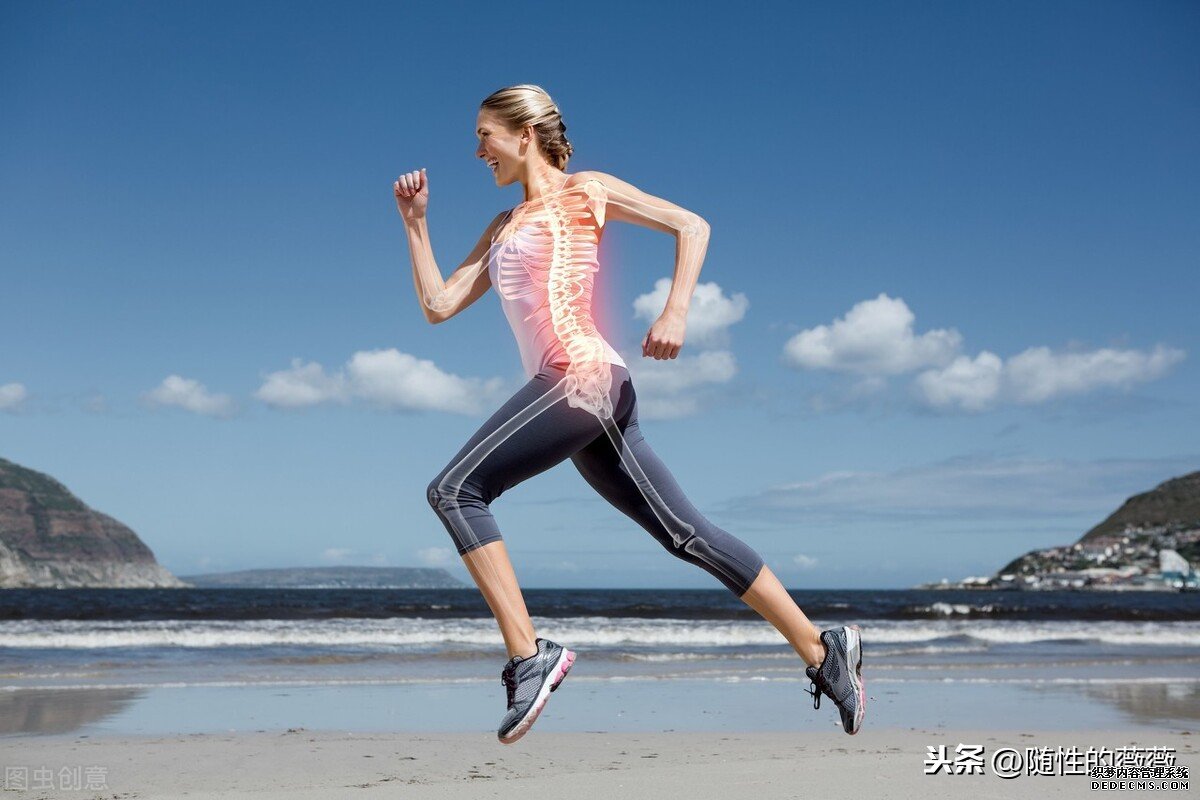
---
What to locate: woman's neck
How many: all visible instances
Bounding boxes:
[521,169,569,204]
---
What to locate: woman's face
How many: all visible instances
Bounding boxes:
[475,109,522,186]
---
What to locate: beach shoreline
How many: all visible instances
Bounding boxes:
[4,726,1195,799]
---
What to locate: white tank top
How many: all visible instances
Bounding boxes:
[487,181,627,379]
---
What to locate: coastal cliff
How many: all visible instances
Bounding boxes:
[0,457,185,588]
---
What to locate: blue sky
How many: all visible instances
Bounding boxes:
[2,1,1197,589]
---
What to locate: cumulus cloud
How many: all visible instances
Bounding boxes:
[633,278,749,347]
[786,294,1185,413]
[1003,344,1185,404]
[627,280,746,419]
[916,344,1185,412]
[256,349,507,415]
[0,382,28,412]
[628,350,738,420]
[144,375,236,418]
[783,293,962,375]
[793,553,819,569]
[913,352,1004,412]
[255,360,347,408]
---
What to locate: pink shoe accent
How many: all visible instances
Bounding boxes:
[551,649,576,691]
[849,625,865,735]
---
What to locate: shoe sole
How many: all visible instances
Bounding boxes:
[497,648,575,745]
[844,624,865,735]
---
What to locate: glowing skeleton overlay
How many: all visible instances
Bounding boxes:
[414,169,749,625]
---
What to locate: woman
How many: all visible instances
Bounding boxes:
[394,84,865,743]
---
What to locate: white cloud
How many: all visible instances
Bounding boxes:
[786,295,1185,413]
[256,349,507,415]
[0,382,27,412]
[417,547,454,566]
[321,548,353,563]
[627,350,738,420]
[144,375,236,418]
[629,350,738,394]
[633,278,748,347]
[255,359,347,408]
[1004,344,1185,404]
[793,553,819,569]
[914,351,1004,412]
[916,344,1185,412]
[783,293,962,375]
[625,279,747,420]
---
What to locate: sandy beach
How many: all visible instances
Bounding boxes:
[3,726,1195,799]
[4,588,1197,798]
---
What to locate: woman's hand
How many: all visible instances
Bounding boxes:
[394,168,429,223]
[642,309,687,359]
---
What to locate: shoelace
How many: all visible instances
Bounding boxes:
[501,664,518,707]
[804,671,829,710]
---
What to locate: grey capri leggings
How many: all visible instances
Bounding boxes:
[426,362,766,597]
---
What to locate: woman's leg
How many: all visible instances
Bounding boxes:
[570,380,828,667]
[426,366,621,660]
[739,565,827,667]
[461,540,538,660]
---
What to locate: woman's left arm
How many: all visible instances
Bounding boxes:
[577,171,710,360]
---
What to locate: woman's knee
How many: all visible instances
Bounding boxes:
[426,473,490,517]
[425,475,446,513]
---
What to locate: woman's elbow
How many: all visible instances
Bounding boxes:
[679,215,710,238]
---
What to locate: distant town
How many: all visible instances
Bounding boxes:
[916,523,1200,591]
[916,469,1200,592]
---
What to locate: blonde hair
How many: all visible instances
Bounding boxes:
[480,84,573,169]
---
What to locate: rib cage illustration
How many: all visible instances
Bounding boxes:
[499,179,614,418]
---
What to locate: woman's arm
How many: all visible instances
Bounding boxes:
[395,168,504,325]
[576,171,710,358]
[403,210,504,324]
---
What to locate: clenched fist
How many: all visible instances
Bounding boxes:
[394,167,428,222]
[642,309,687,359]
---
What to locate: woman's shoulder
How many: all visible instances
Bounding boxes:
[564,170,608,190]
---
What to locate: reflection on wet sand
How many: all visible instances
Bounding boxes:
[0,688,144,735]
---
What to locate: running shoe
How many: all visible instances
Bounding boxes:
[804,624,866,735]
[497,637,576,744]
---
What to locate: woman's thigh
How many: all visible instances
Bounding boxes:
[568,399,704,548]
[569,387,765,595]
[431,364,634,504]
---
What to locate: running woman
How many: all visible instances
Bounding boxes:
[394,84,865,742]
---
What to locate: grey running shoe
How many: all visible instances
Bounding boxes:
[804,624,866,735]
[497,637,576,744]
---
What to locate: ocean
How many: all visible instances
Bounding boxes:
[2,588,1198,735]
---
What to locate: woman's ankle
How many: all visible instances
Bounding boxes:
[508,641,539,660]
[800,637,827,668]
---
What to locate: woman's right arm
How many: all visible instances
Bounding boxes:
[395,168,501,325]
